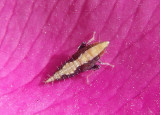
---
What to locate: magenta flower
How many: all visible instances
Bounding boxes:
[0,0,160,114]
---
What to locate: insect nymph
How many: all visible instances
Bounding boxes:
[45,33,113,83]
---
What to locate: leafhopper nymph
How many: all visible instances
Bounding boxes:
[45,32,114,83]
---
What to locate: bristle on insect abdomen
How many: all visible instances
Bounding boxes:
[45,41,109,83]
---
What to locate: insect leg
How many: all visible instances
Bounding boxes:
[78,31,96,50]
[87,32,96,44]
[78,42,86,50]
[98,60,114,68]
[90,64,100,70]
[86,65,100,84]
[86,71,94,84]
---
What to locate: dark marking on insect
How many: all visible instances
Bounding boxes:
[45,32,114,83]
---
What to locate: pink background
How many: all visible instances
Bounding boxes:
[0,0,160,114]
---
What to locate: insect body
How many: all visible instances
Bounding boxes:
[45,34,112,83]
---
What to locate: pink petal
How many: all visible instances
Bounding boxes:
[0,0,160,114]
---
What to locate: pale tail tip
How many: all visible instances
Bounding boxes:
[101,41,110,47]
[45,77,55,83]
[106,41,110,47]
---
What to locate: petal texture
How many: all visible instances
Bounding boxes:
[0,0,160,114]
